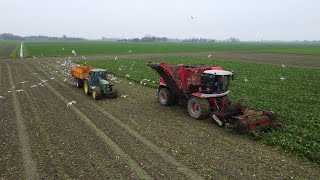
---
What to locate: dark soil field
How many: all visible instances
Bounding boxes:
[1,52,320,179]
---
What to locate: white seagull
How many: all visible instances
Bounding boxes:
[121,95,128,98]
[114,56,118,60]
[16,89,24,92]
[30,85,37,88]
[67,101,76,107]
[0,96,5,99]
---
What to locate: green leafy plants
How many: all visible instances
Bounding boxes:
[83,57,320,164]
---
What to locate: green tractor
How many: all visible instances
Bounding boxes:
[83,69,118,100]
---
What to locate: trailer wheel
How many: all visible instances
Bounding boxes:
[76,79,83,88]
[158,88,174,106]
[84,80,91,95]
[92,87,101,100]
[187,97,210,120]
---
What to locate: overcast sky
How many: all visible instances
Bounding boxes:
[1,0,319,41]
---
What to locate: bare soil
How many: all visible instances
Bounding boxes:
[1,54,320,179]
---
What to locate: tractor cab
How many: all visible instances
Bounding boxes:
[89,69,109,86]
[200,70,233,94]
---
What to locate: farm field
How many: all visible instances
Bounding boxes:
[0,41,19,58]
[21,41,320,58]
[1,57,320,179]
[82,56,320,164]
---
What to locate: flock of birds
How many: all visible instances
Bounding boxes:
[2,42,289,105]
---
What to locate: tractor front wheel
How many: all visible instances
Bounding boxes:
[84,80,91,95]
[187,97,210,120]
[158,87,174,106]
[109,89,118,99]
[92,87,102,100]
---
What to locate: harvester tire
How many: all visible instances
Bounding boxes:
[187,97,210,120]
[158,87,174,106]
[248,131,260,141]
[84,80,91,95]
[92,87,102,100]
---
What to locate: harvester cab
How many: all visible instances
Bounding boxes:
[147,62,280,139]
[200,70,233,94]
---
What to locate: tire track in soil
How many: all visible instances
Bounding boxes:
[38,60,206,179]
[10,63,70,178]
[5,63,40,180]
[102,76,320,179]
[21,62,152,179]
[0,63,25,179]
[13,62,144,179]
[41,60,320,179]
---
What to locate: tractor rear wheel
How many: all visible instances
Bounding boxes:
[158,87,174,106]
[84,80,91,95]
[187,97,210,120]
[92,87,102,100]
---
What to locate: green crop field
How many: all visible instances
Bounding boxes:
[80,57,320,164]
[23,41,320,57]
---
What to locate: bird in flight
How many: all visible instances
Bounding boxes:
[67,101,76,107]
[0,96,4,99]
[72,50,76,56]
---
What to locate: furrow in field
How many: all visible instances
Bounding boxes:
[5,63,39,180]
[32,60,205,179]
[103,73,320,179]
[20,62,151,179]
[0,63,25,179]
[46,59,320,179]
[35,59,320,179]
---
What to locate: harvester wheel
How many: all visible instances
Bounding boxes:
[187,97,210,120]
[248,131,260,141]
[84,80,91,95]
[158,88,174,106]
[92,87,102,100]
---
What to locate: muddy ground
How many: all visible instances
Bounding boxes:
[1,53,320,179]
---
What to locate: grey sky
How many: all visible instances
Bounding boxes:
[1,0,319,41]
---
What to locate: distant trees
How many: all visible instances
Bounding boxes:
[0,33,85,41]
[0,33,24,40]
